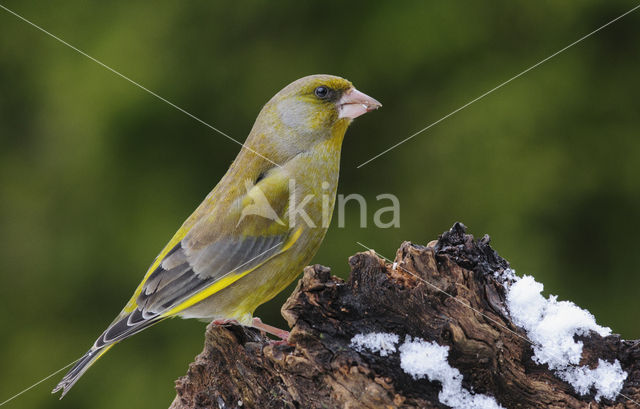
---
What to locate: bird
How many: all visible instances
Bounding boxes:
[52,74,381,397]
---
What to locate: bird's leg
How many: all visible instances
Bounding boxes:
[252,317,290,344]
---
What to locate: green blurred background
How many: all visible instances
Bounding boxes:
[1,1,639,408]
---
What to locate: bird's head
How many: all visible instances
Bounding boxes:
[248,75,381,162]
[271,74,381,131]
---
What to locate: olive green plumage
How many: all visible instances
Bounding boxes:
[53,74,380,397]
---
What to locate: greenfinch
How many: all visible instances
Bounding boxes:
[53,74,381,396]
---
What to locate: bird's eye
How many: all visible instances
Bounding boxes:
[314,86,330,99]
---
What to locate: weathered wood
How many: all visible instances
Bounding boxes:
[169,223,640,409]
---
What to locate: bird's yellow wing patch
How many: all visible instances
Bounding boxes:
[160,227,302,318]
[161,226,302,317]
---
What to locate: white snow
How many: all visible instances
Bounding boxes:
[350,332,504,409]
[350,332,399,357]
[557,359,627,401]
[399,338,505,409]
[503,273,627,401]
[493,267,516,282]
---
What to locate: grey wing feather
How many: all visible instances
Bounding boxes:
[91,234,285,349]
[138,234,285,314]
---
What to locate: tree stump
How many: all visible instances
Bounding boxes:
[169,223,640,409]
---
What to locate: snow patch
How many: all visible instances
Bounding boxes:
[557,359,627,401]
[350,332,504,409]
[493,267,516,282]
[399,338,505,409]
[350,332,399,357]
[503,273,627,401]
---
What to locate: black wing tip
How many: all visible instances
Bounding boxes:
[51,380,70,399]
[51,348,100,399]
[51,311,161,399]
[52,371,77,399]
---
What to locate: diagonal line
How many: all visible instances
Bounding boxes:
[223,240,284,276]
[355,241,640,407]
[172,240,284,306]
[0,358,80,406]
[355,242,535,346]
[0,3,281,168]
[357,3,640,168]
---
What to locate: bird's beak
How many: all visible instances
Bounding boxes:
[337,87,382,119]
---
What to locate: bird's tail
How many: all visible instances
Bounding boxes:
[52,309,164,398]
[51,343,115,398]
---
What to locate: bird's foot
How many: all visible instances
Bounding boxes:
[212,318,239,326]
[252,317,291,345]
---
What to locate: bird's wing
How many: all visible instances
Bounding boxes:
[93,169,296,348]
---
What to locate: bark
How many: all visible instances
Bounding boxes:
[169,223,640,409]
